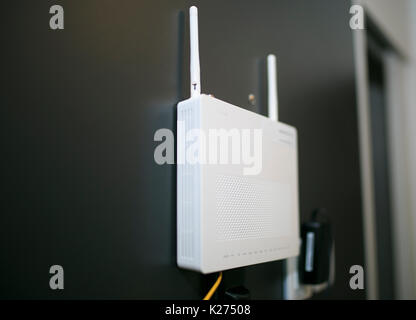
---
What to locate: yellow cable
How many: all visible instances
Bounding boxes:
[203,272,223,300]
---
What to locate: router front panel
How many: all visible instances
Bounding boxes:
[177,95,300,274]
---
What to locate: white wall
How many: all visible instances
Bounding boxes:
[360,0,413,57]
[405,0,416,299]
[355,0,416,299]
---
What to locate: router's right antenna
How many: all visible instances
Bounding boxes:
[190,6,201,98]
[267,54,278,122]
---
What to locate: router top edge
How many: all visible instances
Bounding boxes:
[178,93,298,136]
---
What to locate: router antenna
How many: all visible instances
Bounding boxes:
[267,54,278,122]
[190,6,201,97]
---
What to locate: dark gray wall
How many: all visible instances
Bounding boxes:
[0,0,365,299]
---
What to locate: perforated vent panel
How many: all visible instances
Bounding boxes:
[215,174,292,241]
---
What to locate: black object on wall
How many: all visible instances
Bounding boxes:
[299,209,333,286]
[0,0,365,299]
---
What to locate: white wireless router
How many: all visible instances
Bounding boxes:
[177,6,300,274]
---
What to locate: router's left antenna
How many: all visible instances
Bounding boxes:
[190,6,201,97]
